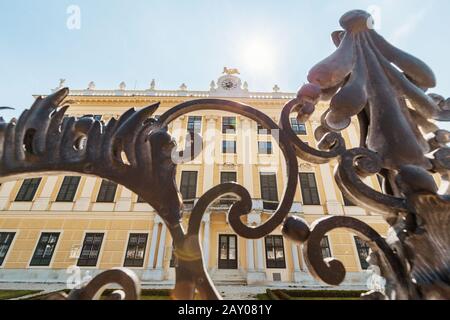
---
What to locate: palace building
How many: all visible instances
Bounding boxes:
[0,71,388,288]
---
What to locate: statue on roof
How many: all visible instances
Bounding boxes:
[87,81,96,90]
[223,67,240,75]
[56,79,66,89]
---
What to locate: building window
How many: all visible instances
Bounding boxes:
[15,178,42,202]
[187,116,202,134]
[221,172,237,184]
[218,235,238,269]
[82,114,102,121]
[377,175,384,190]
[290,118,307,135]
[260,173,279,210]
[342,193,356,206]
[0,233,15,266]
[30,233,60,267]
[321,236,332,259]
[96,180,118,203]
[257,123,271,135]
[124,234,148,267]
[222,117,236,134]
[219,172,238,205]
[170,243,177,268]
[299,173,321,205]
[180,171,198,204]
[265,236,286,269]
[354,237,371,270]
[258,141,273,155]
[56,176,81,202]
[77,233,104,267]
[222,141,237,154]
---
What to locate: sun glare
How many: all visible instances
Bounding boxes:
[241,38,276,73]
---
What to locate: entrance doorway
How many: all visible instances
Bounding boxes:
[218,235,238,269]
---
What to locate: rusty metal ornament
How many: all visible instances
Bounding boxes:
[284,10,450,300]
[45,268,141,300]
[0,9,449,300]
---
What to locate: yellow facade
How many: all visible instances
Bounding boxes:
[0,73,389,287]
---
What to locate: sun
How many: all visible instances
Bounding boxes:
[241,38,276,73]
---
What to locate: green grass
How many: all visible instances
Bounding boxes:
[256,294,271,300]
[260,289,366,301]
[281,289,365,298]
[27,288,173,300]
[0,290,42,300]
[140,295,171,300]
[291,297,361,300]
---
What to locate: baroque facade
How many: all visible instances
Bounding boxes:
[0,71,388,288]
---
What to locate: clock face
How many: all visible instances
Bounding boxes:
[221,78,238,90]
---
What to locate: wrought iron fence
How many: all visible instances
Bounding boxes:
[0,10,449,300]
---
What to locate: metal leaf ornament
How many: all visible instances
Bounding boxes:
[307,10,443,171]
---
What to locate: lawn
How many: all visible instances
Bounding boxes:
[258,289,366,300]
[27,289,173,300]
[0,290,42,300]
[140,295,171,300]
[291,297,361,300]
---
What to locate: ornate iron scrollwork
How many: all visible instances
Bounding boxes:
[0,9,449,300]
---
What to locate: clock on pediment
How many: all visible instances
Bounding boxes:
[218,75,241,91]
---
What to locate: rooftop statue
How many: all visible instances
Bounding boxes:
[87,81,96,90]
[223,67,240,75]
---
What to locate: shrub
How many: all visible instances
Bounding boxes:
[266,289,280,300]
[281,289,365,298]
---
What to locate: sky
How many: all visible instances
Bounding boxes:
[0,0,449,129]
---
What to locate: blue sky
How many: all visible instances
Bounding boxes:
[0,0,449,126]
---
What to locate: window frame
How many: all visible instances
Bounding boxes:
[0,232,16,266]
[219,172,238,205]
[123,233,148,268]
[290,118,307,135]
[77,233,105,267]
[354,236,371,270]
[299,173,321,205]
[260,173,279,210]
[222,117,237,134]
[96,180,118,203]
[15,178,42,202]
[187,116,203,135]
[180,171,198,204]
[56,176,81,202]
[222,140,237,154]
[342,193,357,206]
[265,235,287,269]
[258,141,273,155]
[320,236,332,259]
[169,243,177,268]
[29,232,60,267]
[257,123,271,135]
